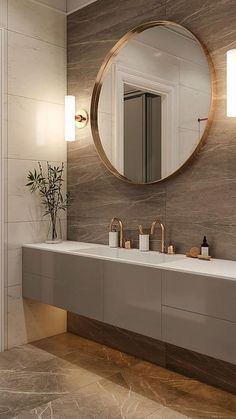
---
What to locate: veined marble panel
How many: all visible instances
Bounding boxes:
[8,96,66,162]
[0,332,232,417]
[67,0,236,261]
[67,0,98,14]
[68,0,165,45]
[36,0,67,12]
[8,0,66,47]
[8,31,66,104]
[8,159,67,223]
[0,0,7,29]
[7,285,67,348]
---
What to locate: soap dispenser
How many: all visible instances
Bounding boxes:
[201,236,209,257]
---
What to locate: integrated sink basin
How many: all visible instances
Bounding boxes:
[71,245,184,266]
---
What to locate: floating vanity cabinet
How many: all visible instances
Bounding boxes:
[162,270,236,365]
[22,248,103,321]
[23,243,236,368]
[103,261,162,340]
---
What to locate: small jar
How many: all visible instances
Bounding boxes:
[139,234,149,252]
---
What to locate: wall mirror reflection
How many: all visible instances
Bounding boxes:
[92,21,213,184]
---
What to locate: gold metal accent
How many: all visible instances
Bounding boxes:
[109,217,124,248]
[139,225,144,235]
[124,240,131,249]
[167,244,175,255]
[75,109,88,129]
[90,20,216,185]
[150,219,165,253]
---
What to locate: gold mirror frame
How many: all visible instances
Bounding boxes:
[90,20,216,185]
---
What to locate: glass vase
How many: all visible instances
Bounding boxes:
[46,216,62,244]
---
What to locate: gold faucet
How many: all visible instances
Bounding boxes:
[109,217,124,248]
[150,219,165,253]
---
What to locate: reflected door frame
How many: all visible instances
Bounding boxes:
[0,28,6,352]
[112,63,179,178]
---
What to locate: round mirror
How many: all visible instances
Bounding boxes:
[91,21,214,184]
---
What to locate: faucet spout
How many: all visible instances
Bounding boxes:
[109,217,124,248]
[150,219,165,253]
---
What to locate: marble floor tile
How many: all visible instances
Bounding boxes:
[145,408,189,418]
[33,333,139,374]
[14,377,160,419]
[108,367,236,419]
[0,360,101,418]
[0,343,55,371]
[0,333,235,418]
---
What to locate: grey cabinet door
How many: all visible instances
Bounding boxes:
[23,249,103,321]
[103,261,162,339]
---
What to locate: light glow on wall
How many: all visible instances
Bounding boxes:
[65,95,75,141]
[227,49,236,117]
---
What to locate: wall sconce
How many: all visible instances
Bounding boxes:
[227,49,236,117]
[64,95,88,141]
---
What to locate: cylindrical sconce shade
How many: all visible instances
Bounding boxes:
[227,49,236,117]
[65,95,75,141]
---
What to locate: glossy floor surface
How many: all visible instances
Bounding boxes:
[0,333,235,418]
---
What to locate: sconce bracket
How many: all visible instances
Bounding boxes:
[75,109,89,129]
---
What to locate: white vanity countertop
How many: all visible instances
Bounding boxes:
[23,241,236,281]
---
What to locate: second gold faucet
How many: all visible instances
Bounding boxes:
[150,219,165,253]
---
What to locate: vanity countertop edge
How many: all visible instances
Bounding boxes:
[22,241,236,282]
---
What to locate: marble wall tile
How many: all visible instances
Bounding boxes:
[4,0,67,349]
[67,0,236,261]
[67,0,98,14]
[68,0,165,45]
[8,0,66,47]
[7,248,22,287]
[8,31,66,104]
[36,0,67,12]
[8,96,66,161]
[166,221,236,260]
[8,159,44,223]
[8,159,67,223]
[0,0,7,29]
[166,0,236,53]
[7,219,67,254]
[7,285,67,348]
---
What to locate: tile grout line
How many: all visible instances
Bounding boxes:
[7,28,66,50]
[7,93,65,107]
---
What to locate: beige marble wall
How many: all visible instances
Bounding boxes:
[2,0,67,349]
[67,0,236,261]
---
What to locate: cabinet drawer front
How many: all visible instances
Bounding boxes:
[103,261,162,339]
[163,270,236,322]
[163,306,236,365]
